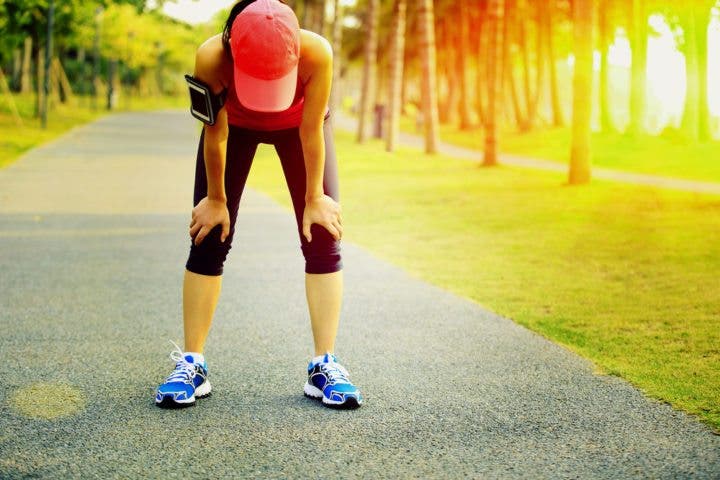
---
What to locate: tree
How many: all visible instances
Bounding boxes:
[386,0,407,152]
[544,0,563,127]
[628,0,647,136]
[598,0,614,132]
[483,0,504,166]
[418,0,440,153]
[680,1,715,141]
[457,0,473,129]
[569,0,594,184]
[329,0,343,117]
[357,0,379,143]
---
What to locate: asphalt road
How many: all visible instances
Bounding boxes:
[0,111,718,479]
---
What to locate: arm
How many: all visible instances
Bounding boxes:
[300,34,342,242]
[188,41,231,246]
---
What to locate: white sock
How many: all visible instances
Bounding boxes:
[184,352,205,365]
[311,353,334,365]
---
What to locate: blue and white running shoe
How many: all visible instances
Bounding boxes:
[155,342,211,409]
[304,353,363,409]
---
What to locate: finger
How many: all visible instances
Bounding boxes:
[302,221,312,243]
[194,225,210,246]
[189,222,202,238]
[324,223,340,241]
[333,221,343,239]
[221,220,230,243]
[189,218,196,229]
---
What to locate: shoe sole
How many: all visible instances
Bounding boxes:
[155,381,212,409]
[303,382,362,410]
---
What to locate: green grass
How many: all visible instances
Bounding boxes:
[0,93,184,169]
[401,117,720,183]
[248,131,720,430]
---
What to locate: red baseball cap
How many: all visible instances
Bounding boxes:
[230,0,300,112]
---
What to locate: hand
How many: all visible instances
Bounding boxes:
[302,195,343,242]
[189,197,230,246]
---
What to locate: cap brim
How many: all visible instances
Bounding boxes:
[234,65,298,113]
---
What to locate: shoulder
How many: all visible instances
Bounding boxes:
[299,30,332,67]
[194,34,231,91]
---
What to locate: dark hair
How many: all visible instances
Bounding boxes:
[222,0,289,59]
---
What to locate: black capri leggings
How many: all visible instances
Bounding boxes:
[185,116,342,276]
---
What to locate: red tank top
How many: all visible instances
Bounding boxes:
[225,76,305,131]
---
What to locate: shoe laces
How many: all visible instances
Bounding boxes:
[320,357,351,385]
[164,340,196,384]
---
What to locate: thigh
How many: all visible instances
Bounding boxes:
[273,118,339,224]
[193,126,259,229]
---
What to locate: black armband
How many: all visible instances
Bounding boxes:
[185,74,227,126]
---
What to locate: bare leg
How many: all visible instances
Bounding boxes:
[306,271,343,356]
[183,270,222,353]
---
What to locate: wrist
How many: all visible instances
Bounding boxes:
[207,194,227,203]
[305,192,323,203]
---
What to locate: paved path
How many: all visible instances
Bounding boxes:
[0,112,718,479]
[333,112,720,196]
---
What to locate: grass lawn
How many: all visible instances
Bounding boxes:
[0,93,184,169]
[401,117,720,183]
[247,131,720,430]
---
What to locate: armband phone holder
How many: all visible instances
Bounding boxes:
[185,75,226,126]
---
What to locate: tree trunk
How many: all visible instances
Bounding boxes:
[598,0,613,131]
[682,4,712,142]
[329,0,344,118]
[12,49,21,90]
[21,37,33,94]
[441,19,459,125]
[484,0,504,166]
[696,5,711,142]
[527,0,544,130]
[36,47,45,119]
[458,0,473,129]
[545,0,564,127]
[386,0,407,152]
[357,0,379,143]
[569,0,594,185]
[628,0,647,136]
[418,0,440,154]
[504,0,524,128]
[518,3,532,130]
[476,2,488,127]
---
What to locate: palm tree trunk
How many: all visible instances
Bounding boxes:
[682,4,713,141]
[484,0,505,166]
[527,1,544,130]
[696,5,711,142]
[329,0,343,119]
[569,0,594,185]
[458,0,473,129]
[418,0,440,154]
[357,0,379,143]
[598,0,613,131]
[386,0,407,152]
[476,2,488,127]
[628,0,647,136]
[545,0,564,127]
[21,37,32,94]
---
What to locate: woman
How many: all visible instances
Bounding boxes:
[154,0,362,409]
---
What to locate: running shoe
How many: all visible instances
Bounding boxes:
[304,353,363,409]
[155,341,211,408]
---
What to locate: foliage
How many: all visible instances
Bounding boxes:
[0,0,213,95]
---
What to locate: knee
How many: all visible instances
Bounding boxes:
[302,225,342,274]
[185,226,233,276]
